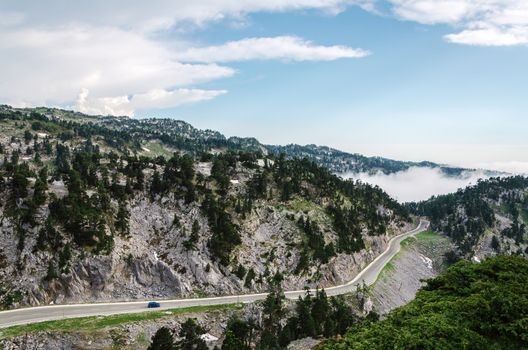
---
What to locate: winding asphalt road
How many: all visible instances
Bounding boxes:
[0,219,428,329]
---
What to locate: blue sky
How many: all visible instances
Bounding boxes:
[1,1,528,170]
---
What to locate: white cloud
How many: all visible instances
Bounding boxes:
[390,0,477,25]
[76,88,227,116]
[0,1,372,115]
[176,36,369,63]
[0,25,234,114]
[470,161,528,175]
[388,0,528,46]
[343,167,492,202]
[1,1,373,30]
[445,25,528,46]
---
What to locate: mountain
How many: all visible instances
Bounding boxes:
[266,144,472,176]
[409,176,528,257]
[0,105,526,350]
[0,106,411,308]
[1,105,488,176]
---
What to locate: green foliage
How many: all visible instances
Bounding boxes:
[491,235,500,251]
[55,143,71,174]
[44,260,58,281]
[244,268,256,288]
[184,220,200,251]
[212,158,230,195]
[0,286,23,309]
[235,264,247,280]
[318,256,528,350]
[329,204,368,254]
[0,303,242,339]
[411,176,528,254]
[501,217,526,244]
[48,176,113,254]
[202,194,241,265]
[295,216,336,273]
[149,153,196,201]
[267,144,466,176]
[175,318,207,350]
[23,129,33,144]
[148,327,175,350]
[58,243,72,273]
[32,167,48,206]
[115,201,130,236]
[279,290,356,346]
[222,317,256,350]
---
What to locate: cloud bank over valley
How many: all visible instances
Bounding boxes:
[342,167,494,203]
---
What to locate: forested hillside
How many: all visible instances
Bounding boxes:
[267,144,472,176]
[4,105,481,176]
[317,255,528,350]
[410,177,528,257]
[0,106,410,308]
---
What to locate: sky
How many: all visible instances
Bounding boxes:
[1,1,528,172]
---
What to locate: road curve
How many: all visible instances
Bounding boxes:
[0,220,429,329]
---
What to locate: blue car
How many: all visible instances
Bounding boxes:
[147,301,161,308]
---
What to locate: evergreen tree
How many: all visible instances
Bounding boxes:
[258,273,285,349]
[33,176,48,206]
[175,318,207,350]
[148,327,175,350]
[311,289,330,334]
[23,130,33,145]
[222,317,255,350]
[58,243,71,273]
[150,170,163,197]
[44,260,58,281]
[115,201,130,236]
[222,330,245,350]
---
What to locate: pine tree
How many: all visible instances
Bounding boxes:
[311,289,330,334]
[223,317,255,350]
[175,318,207,350]
[45,261,58,281]
[222,330,245,350]
[115,201,130,236]
[148,327,175,350]
[33,174,48,206]
[58,243,71,273]
[150,170,163,197]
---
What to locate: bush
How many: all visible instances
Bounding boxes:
[317,256,528,350]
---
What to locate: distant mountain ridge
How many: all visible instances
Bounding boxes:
[1,105,498,176]
[266,143,474,176]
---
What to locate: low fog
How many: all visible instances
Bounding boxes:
[342,167,492,203]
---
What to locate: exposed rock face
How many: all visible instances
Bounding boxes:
[27,256,186,305]
[0,123,410,308]
[1,182,411,307]
[287,337,321,350]
[371,233,453,314]
[0,194,408,305]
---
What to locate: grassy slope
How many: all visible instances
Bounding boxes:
[0,303,242,339]
[377,231,449,281]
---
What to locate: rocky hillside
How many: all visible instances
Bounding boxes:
[410,176,528,259]
[370,231,453,315]
[0,107,412,309]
